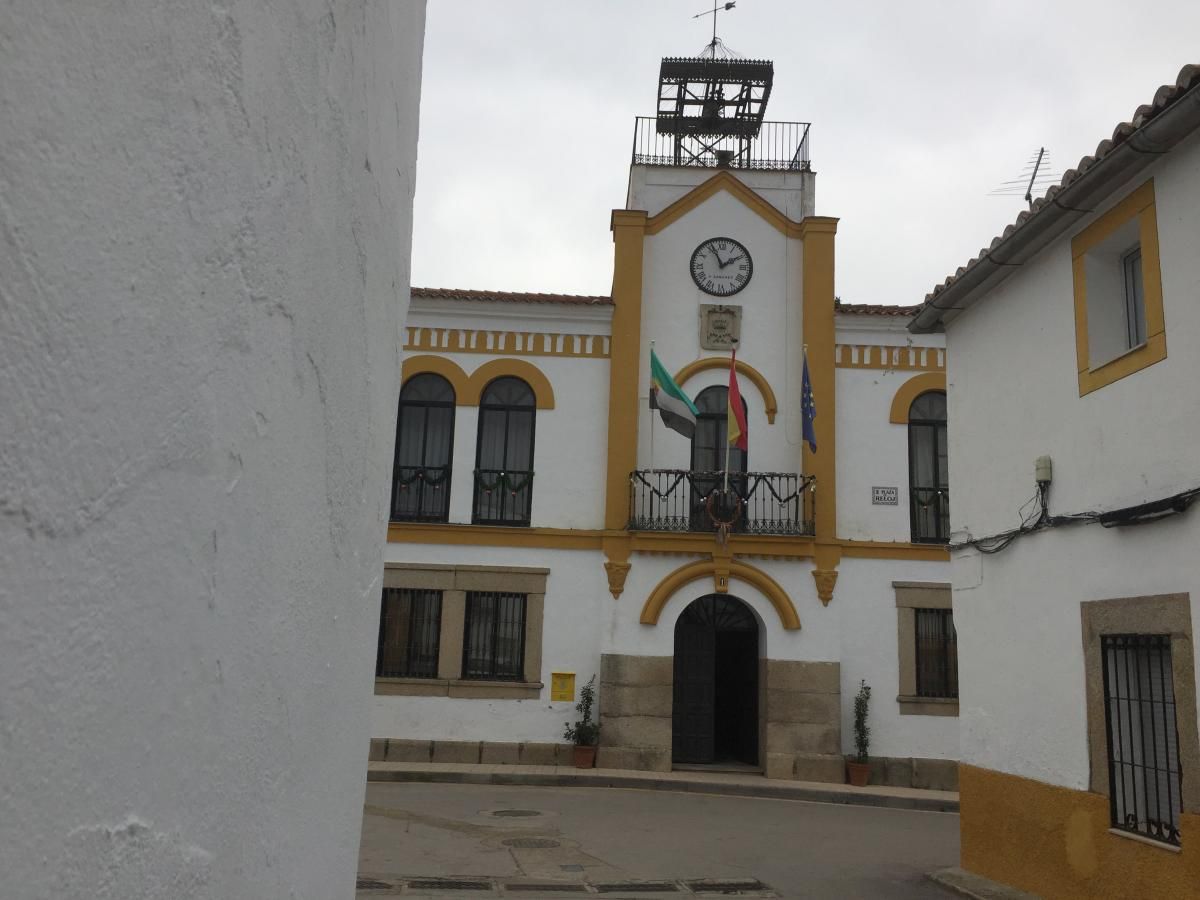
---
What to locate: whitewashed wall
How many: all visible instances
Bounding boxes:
[628,166,816,220]
[0,4,425,899]
[639,190,806,479]
[945,135,1200,787]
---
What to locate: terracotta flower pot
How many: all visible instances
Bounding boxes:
[573,745,597,769]
[846,760,870,787]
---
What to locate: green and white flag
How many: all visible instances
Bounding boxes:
[649,348,698,439]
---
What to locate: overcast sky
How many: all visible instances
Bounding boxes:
[410,1,1199,305]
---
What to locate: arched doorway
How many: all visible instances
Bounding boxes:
[672,594,759,766]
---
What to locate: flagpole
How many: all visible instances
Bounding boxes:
[723,346,733,494]
[649,340,656,473]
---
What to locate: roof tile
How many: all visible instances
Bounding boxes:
[411,286,613,307]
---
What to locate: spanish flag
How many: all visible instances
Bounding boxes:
[727,349,748,451]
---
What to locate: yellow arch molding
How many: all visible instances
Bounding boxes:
[401,355,471,401]
[674,357,779,425]
[467,358,556,410]
[640,558,801,631]
[889,372,946,424]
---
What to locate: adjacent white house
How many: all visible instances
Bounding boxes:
[0,4,426,898]
[374,53,959,789]
[910,63,1200,899]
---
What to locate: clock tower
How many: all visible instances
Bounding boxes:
[604,50,837,573]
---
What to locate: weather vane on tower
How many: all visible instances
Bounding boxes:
[693,1,737,57]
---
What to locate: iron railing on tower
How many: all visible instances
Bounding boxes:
[631,117,811,171]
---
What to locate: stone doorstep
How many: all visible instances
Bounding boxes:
[928,867,1042,900]
[365,762,959,814]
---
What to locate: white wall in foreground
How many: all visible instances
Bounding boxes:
[0,3,425,898]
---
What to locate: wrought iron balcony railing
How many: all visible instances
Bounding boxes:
[631,117,811,171]
[473,469,534,527]
[391,465,451,523]
[629,469,815,536]
[910,487,950,544]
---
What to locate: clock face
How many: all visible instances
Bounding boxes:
[690,237,752,297]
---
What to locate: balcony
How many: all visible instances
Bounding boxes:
[629,470,815,536]
[472,469,534,527]
[631,117,811,171]
[910,487,950,544]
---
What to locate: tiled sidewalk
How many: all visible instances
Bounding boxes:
[367,761,959,813]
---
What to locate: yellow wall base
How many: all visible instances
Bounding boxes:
[960,763,1198,899]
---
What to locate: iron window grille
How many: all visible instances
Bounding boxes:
[462,591,527,681]
[473,377,536,526]
[376,588,442,679]
[391,374,455,522]
[915,609,958,699]
[1101,633,1182,846]
[908,391,949,543]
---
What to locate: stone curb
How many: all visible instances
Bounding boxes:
[928,867,1042,900]
[367,764,959,813]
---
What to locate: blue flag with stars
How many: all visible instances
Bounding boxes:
[801,351,817,452]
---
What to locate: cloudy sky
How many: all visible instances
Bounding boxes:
[411,1,1198,305]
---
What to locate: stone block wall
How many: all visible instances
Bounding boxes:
[764,659,843,783]
[597,653,673,772]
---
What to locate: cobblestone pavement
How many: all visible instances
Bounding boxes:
[357,782,960,899]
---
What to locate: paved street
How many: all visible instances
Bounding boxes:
[357,782,960,899]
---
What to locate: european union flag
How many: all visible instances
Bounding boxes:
[801,351,817,453]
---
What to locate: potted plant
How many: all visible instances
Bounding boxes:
[563,675,599,768]
[846,679,871,787]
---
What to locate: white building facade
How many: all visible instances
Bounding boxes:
[376,57,957,788]
[911,64,1200,899]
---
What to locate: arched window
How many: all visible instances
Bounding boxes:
[690,386,748,530]
[474,377,536,526]
[392,373,456,522]
[908,391,948,543]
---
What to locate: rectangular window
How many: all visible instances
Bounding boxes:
[915,608,958,699]
[376,588,441,678]
[1102,633,1182,846]
[462,591,527,681]
[1122,246,1146,349]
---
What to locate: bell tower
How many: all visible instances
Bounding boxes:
[627,48,815,220]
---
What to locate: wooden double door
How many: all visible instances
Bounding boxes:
[672,595,759,766]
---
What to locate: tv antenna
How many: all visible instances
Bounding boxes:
[693,1,737,55]
[988,147,1063,209]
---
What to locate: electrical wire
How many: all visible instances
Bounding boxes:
[951,482,1200,555]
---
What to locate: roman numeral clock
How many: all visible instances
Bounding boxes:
[690,237,753,297]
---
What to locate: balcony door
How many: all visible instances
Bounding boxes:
[473,377,536,525]
[391,373,455,522]
[690,386,747,529]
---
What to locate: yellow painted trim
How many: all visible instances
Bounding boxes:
[404,327,610,359]
[388,523,947,562]
[839,540,949,561]
[387,522,605,550]
[888,372,947,424]
[674,357,779,424]
[835,344,945,372]
[643,170,838,241]
[1071,179,1168,396]
[603,210,648,531]
[630,530,814,559]
[401,355,471,400]
[467,358,556,410]
[960,763,1198,899]
[640,558,800,630]
[801,218,839,556]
